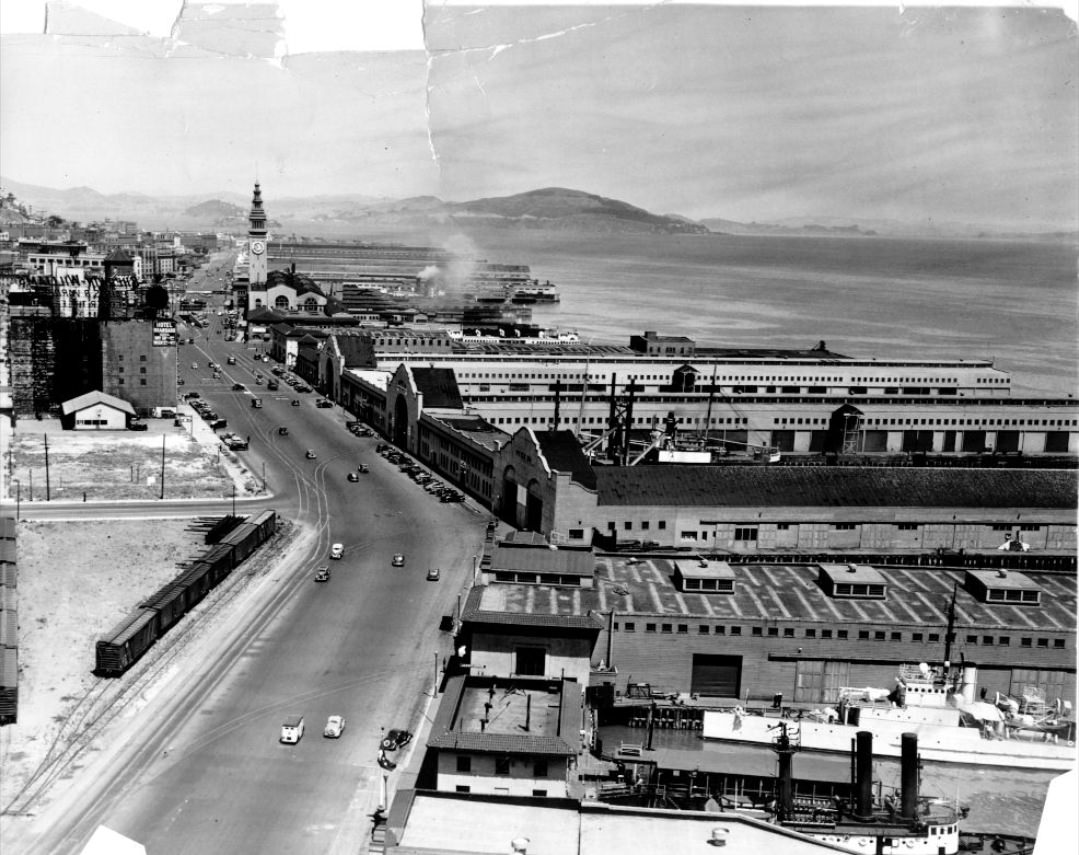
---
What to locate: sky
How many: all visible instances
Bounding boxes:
[1,1,1076,229]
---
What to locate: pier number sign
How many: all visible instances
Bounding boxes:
[153,320,179,347]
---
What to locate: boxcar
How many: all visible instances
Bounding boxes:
[251,510,277,544]
[201,542,235,586]
[95,608,158,676]
[140,581,191,635]
[219,522,260,565]
[176,561,214,611]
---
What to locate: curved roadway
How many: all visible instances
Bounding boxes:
[11,313,487,854]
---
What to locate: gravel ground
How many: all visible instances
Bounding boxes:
[0,417,269,814]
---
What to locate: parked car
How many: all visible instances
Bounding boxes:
[232,383,246,391]
[210,419,228,430]
[267,380,279,391]
[316,399,332,408]
[330,543,344,559]
[128,420,148,431]
[323,715,346,738]
[381,729,413,751]
[315,566,330,582]
[391,553,405,567]
[191,362,199,369]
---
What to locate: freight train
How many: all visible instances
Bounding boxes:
[94,510,277,677]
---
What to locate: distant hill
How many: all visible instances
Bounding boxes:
[183,199,245,221]
[4,175,1073,241]
[447,187,710,234]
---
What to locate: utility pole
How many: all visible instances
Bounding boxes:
[159,434,166,499]
[232,482,236,517]
[44,434,51,501]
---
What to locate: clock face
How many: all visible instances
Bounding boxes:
[251,240,265,255]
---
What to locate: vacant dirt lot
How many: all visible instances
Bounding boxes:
[1,418,269,813]
[8,418,260,501]
[0,519,205,808]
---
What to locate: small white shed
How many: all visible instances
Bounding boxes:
[61,390,136,430]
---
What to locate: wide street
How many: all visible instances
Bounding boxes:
[7,272,489,855]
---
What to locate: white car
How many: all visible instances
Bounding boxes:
[391,553,405,567]
[323,715,346,738]
[330,543,344,559]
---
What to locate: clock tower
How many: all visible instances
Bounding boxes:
[247,181,268,286]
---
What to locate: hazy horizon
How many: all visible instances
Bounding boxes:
[1,2,1076,230]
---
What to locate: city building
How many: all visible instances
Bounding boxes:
[60,390,135,430]
[427,674,583,798]
[456,543,1076,715]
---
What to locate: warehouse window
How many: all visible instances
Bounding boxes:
[646,623,657,633]
[734,527,758,541]
[784,628,795,637]
[623,622,635,633]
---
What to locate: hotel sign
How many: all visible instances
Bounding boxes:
[152,320,178,346]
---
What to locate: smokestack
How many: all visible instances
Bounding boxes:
[774,723,795,822]
[900,732,919,820]
[855,731,874,818]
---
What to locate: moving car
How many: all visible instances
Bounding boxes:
[426,567,441,581]
[305,449,317,459]
[280,715,305,744]
[127,420,148,431]
[267,380,279,391]
[291,400,300,407]
[227,355,237,365]
[278,426,289,435]
[330,543,344,559]
[323,715,346,738]
[232,383,246,391]
[347,472,360,482]
[191,362,199,369]
[381,729,412,751]
[316,399,332,408]
[391,553,405,567]
[357,463,369,473]
[314,566,330,582]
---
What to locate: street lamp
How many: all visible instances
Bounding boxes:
[12,479,20,521]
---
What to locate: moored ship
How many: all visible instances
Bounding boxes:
[702,663,1076,772]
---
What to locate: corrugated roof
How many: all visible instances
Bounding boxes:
[490,544,595,576]
[412,367,463,409]
[595,466,1078,509]
[461,557,1077,633]
[463,586,605,630]
[60,390,136,416]
[535,430,597,490]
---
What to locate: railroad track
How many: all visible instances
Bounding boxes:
[1,523,297,817]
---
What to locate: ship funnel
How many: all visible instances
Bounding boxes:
[854,731,874,818]
[900,732,919,819]
[960,664,978,705]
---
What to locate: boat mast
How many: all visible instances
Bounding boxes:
[943,582,958,669]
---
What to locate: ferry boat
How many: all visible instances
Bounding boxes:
[702,663,1076,772]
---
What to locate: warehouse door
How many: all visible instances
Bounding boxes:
[795,660,850,703]
[691,654,741,698]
